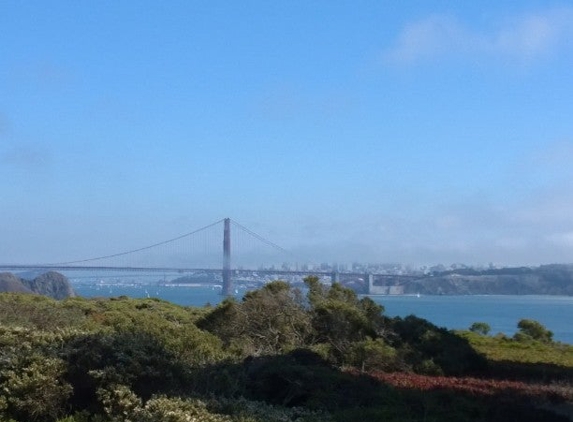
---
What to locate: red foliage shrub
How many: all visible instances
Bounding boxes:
[346,369,572,402]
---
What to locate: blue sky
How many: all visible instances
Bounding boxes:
[2,1,573,266]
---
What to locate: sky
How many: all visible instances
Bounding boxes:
[2,1,573,267]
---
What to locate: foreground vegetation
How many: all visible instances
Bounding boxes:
[0,278,572,421]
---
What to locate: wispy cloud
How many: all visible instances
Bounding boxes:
[385,7,573,64]
[385,14,473,63]
[0,144,52,172]
[7,60,75,91]
[285,186,573,267]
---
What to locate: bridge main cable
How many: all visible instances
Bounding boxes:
[49,219,226,266]
[230,219,292,256]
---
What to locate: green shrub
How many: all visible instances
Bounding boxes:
[515,319,553,343]
[469,322,491,336]
[304,278,386,366]
[389,315,487,375]
[62,329,190,410]
[347,338,399,372]
[0,355,72,421]
[198,282,312,357]
[241,349,388,410]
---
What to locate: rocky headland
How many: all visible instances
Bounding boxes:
[0,271,75,299]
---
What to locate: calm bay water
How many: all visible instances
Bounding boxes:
[377,294,573,344]
[73,284,573,344]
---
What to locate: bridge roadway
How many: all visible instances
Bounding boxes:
[0,264,420,280]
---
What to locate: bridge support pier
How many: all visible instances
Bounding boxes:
[331,271,340,284]
[222,218,232,295]
[365,273,373,295]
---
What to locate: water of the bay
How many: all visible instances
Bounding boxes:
[73,284,573,344]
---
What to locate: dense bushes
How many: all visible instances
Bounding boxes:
[0,295,229,421]
[197,281,312,356]
[240,349,393,410]
[388,315,487,375]
[0,282,570,421]
[0,353,72,421]
[198,278,486,375]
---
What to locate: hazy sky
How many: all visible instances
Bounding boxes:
[2,1,573,267]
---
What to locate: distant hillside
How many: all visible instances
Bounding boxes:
[390,265,573,295]
[0,271,75,299]
[168,272,220,285]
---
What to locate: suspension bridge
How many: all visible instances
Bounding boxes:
[0,218,418,295]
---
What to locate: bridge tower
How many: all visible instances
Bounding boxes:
[331,271,340,284]
[222,218,232,295]
[365,273,373,295]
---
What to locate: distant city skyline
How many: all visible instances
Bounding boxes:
[2,2,573,267]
